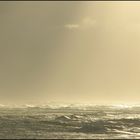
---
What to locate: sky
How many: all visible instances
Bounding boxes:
[0,1,140,105]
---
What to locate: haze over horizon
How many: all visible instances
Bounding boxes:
[0,2,140,105]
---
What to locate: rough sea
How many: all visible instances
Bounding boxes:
[0,104,140,139]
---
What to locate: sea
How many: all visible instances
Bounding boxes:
[0,103,140,139]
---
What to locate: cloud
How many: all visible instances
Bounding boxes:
[65,24,80,29]
[65,17,96,30]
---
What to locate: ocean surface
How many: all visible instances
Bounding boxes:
[0,104,140,139]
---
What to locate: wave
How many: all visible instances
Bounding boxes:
[0,106,139,139]
[43,113,140,134]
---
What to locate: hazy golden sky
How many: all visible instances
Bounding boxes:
[0,1,140,105]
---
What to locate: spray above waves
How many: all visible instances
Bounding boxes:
[0,102,140,110]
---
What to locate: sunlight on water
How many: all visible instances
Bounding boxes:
[0,104,139,139]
